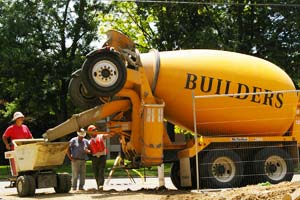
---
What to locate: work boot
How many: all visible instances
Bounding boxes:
[5,181,16,188]
[98,186,103,191]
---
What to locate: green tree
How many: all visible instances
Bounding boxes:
[100,0,299,83]
[98,1,157,52]
[0,0,105,136]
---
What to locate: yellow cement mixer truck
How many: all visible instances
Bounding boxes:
[43,30,300,189]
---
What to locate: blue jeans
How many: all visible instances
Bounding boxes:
[71,159,86,189]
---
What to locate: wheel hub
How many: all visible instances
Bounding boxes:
[17,180,23,192]
[92,61,118,87]
[215,164,226,176]
[212,156,235,183]
[266,162,277,174]
[264,155,287,181]
[100,68,111,78]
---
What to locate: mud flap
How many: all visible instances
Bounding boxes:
[180,157,192,187]
[158,164,165,187]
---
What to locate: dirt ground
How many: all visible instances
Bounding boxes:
[1,181,300,200]
[162,181,300,200]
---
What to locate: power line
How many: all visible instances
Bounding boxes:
[101,0,300,7]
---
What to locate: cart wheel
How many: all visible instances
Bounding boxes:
[16,175,36,197]
[27,175,36,196]
[54,173,71,193]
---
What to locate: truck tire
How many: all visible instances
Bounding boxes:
[81,53,127,97]
[254,147,293,184]
[170,160,198,190]
[170,161,181,189]
[166,122,175,142]
[170,161,192,190]
[240,151,259,186]
[68,69,102,109]
[202,150,244,188]
[54,173,71,193]
[16,175,36,197]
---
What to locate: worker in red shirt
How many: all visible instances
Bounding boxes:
[2,111,33,179]
[2,111,33,150]
[87,125,113,191]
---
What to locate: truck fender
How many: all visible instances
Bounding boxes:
[86,46,120,58]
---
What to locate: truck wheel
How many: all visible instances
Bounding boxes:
[54,173,72,193]
[170,161,194,190]
[202,150,244,188]
[16,175,35,197]
[170,162,181,189]
[81,53,127,97]
[254,147,293,184]
[240,152,259,186]
[170,161,197,189]
[166,122,175,142]
[68,69,102,109]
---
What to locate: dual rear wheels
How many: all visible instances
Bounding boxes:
[170,147,293,189]
[68,53,127,109]
[68,69,103,110]
[201,150,243,188]
[254,148,293,184]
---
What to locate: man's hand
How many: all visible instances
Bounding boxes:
[5,144,11,150]
[84,148,91,154]
[68,156,73,161]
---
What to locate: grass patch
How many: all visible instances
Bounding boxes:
[0,159,171,180]
[0,165,11,180]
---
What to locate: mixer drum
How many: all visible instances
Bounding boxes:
[140,49,298,136]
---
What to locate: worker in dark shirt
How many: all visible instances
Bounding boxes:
[67,128,90,191]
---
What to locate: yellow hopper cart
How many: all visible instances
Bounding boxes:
[4,138,70,197]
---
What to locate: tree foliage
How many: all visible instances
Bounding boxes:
[98,1,157,53]
[102,0,299,83]
[97,0,299,137]
[0,0,299,140]
[0,0,105,136]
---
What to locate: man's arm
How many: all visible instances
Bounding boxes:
[67,140,73,161]
[102,133,114,140]
[25,125,33,139]
[2,135,11,150]
[66,146,72,161]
